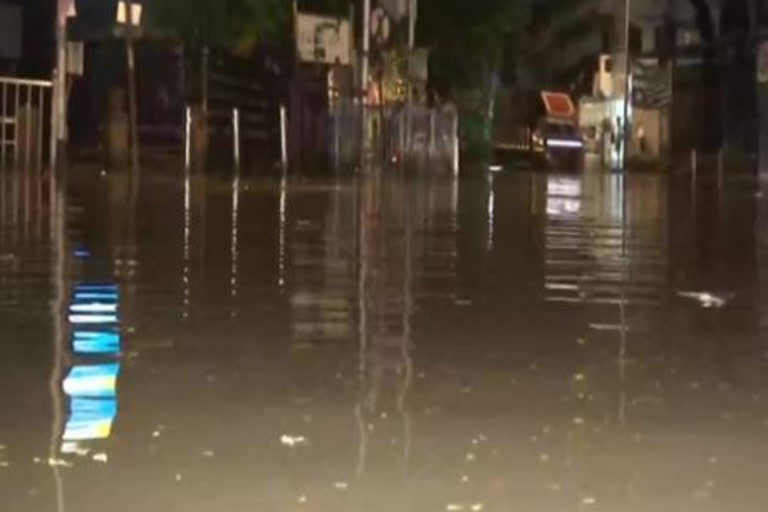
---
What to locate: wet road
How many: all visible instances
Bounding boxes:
[1,167,768,511]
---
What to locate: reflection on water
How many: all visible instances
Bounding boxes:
[3,166,768,511]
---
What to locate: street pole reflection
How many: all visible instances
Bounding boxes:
[278,175,287,289]
[230,165,240,315]
[355,170,414,477]
[183,162,191,320]
[48,168,66,512]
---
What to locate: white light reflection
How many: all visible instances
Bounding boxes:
[230,169,240,309]
[546,139,583,149]
[278,175,287,288]
[69,303,117,313]
[68,314,119,324]
[182,167,191,319]
[487,174,495,251]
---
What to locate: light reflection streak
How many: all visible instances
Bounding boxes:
[230,168,240,309]
[182,165,190,319]
[278,175,287,288]
[487,174,495,251]
[48,170,66,512]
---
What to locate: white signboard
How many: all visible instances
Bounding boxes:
[758,42,768,84]
[296,14,351,65]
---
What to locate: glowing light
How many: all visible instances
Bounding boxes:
[63,397,118,441]
[546,139,584,149]
[68,314,118,324]
[74,292,119,300]
[547,178,581,197]
[72,331,121,354]
[63,364,120,397]
[70,303,118,313]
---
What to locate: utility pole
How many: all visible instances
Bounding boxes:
[406,0,417,153]
[126,1,140,176]
[361,0,371,164]
[53,0,69,169]
[622,0,632,171]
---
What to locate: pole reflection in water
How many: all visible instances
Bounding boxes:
[355,171,414,479]
[14,163,768,510]
[183,164,191,320]
[230,166,240,314]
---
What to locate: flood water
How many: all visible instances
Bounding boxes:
[2,166,768,511]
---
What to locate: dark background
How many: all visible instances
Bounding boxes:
[2,0,55,77]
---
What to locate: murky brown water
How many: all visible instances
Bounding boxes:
[2,166,768,511]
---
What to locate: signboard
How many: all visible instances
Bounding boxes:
[541,92,576,119]
[632,59,671,107]
[0,3,21,59]
[296,13,351,65]
[758,42,768,84]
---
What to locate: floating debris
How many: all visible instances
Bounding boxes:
[175,473,183,482]
[677,291,733,309]
[280,435,307,447]
[92,453,108,463]
[582,496,597,505]
[297,495,307,504]
[48,458,72,468]
[588,323,629,332]
[333,481,349,490]
[200,450,215,458]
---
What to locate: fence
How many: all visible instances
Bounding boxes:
[0,77,53,170]
[328,100,459,174]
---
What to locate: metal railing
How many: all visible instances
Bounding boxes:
[329,101,459,174]
[0,77,53,170]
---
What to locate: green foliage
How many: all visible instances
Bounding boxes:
[421,0,532,94]
[146,0,290,51]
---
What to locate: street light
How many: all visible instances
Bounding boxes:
[117,1,143,28]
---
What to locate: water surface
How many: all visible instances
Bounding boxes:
[1,167,768,511]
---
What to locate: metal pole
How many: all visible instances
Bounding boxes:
[54,18,67,168]
[232,108,240,169]
[621,0,631,171]
[14,84,20,166]
[25,86,32,170]
[429,110,436,158]
[126,1,140,177]
[185,106,191,171]
[361,0,371,99]
[406,0,418,152]
[452,113,459,176]
[280,104,288,172]
[37,86,44,170]
[1,82,6,168]
[361,0,371,166]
